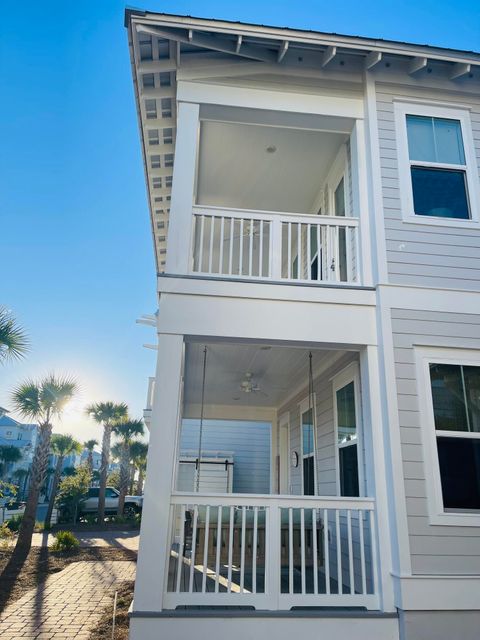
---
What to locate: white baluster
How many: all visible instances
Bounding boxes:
[202,505,210,593]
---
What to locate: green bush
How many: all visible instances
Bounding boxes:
[51,530,80,552]
[0,523,15,549]
[5,514,23,532]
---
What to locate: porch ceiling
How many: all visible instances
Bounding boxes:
[183,341,349,410]
[196,122,347,213]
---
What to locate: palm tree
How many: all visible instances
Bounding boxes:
[0,307,29,364]
[83,439,98,472]
[112,419,144,515]
[0,445,22,480]
[85,402,128,523]
[130,441,148,495]
[45,434,81,529]
[10,374,77,557]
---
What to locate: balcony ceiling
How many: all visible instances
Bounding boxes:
[184,340,353,409]
[196,122,347,213]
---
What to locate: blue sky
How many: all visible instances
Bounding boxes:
[1,1,479,442]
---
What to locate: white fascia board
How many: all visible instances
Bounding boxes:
[177,80,364,119]
[157,293,377,346]
[157,275,376,307]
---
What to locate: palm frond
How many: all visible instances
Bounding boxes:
[0,307,29,363]
[85,401,129,424]
[84,439,98,450]
[11,380,42,420]
[50,433,82,457]
[39,373,78,416]
[112,418,145,442]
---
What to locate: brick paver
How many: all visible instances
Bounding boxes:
[0,560,136,639]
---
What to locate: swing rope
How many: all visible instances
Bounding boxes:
[196,346,208,493]
[308,351,318,496]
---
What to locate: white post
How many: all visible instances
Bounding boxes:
[359,345,395,612]
[133,333,184,612]
[350,120,373,287]
[270,216,283,280]
[166,101,200,275]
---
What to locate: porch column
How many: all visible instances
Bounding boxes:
[133,333,184,612]
[166,101,200,275]
[360,345,395,612]
[351,120,373,287]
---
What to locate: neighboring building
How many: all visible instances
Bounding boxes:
[0,408,37,483]
[126,10,480,640]
[80,448,102,471]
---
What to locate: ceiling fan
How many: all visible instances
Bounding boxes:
[240,372,265,395]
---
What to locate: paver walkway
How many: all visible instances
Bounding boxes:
[30,530,139,551]
[0,560,136,639]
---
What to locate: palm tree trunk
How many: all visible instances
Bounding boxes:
[129,464,135,495]
[137,469,144,495]
[87,451,93,472]
[12,423,52,559]
[44,456,63,529]
[98,424,112,523]
[117,445,130,516]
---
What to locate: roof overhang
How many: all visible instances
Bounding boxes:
[126,10,480,271]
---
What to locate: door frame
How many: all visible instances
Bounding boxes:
[278,412,290,494]
[332,361,365,497]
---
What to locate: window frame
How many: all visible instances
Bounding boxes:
[332,362,364,497]
[299,395,317,496]
[415,346,480,526]
[394,101,480,228]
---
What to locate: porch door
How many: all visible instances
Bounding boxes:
[302,406,316,496]
[334,367,361,497]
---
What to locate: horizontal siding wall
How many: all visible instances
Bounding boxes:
[179,419,271,494]
[376,82,480,290]
[391,307,480,575]
[278,352,358,497]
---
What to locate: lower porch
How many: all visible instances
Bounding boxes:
[162,339,382,611]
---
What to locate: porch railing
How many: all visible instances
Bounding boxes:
[165,493,378,610]
[191,206,360,285]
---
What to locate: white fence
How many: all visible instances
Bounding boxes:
[191,207,360,285]
[165,493,378,610]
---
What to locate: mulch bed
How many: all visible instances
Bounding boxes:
[0,547,137,613]
[88,580,134,640]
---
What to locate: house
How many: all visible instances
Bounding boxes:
[0,408,37,486]
[126,9,480,640]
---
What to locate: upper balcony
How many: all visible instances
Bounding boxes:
[168,109,372,289]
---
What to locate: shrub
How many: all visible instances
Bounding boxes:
[5,514,23,532]
[56,465,91,524]
[51,530,80,552]
[0,523,14,550]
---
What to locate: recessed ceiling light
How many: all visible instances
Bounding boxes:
[266,145,277,154]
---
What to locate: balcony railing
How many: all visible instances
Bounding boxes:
[191,206,360,285]
[165,493,378,610]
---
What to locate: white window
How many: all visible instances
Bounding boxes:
[333,363,363,497]
[394,102,480,227]
[416,347,480,526]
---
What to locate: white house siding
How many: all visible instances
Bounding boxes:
[391,307,480,574]
[179,419,271,494]
[375,81,480,290]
